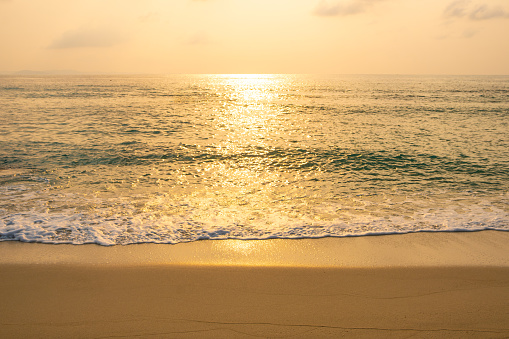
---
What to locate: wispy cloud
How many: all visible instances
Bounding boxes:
[444,0,470,19]
[313,0,384,17]
[444,1,509,21]
[462,28,479,38]
[469,4,509,20]
[49,27,127,49]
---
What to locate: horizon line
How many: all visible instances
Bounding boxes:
[1,70,509,77]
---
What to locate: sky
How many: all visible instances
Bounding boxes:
[1,0,508,74]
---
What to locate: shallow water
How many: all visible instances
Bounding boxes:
[1,74,508,245]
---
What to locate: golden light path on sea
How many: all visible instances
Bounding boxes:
[197,75,293,226]
[139,74,306,239]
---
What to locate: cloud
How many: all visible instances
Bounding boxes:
[469,4,509,20]
[434,27,479,39]
[462,28,479,38]
[49,27,127,49]
[444,1,509,21]
[443,0,470,19]
[313,0,383,17]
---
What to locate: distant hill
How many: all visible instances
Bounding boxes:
[12,70,85,75]
[0,70,141,75]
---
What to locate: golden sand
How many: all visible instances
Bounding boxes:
[1,231,508,338]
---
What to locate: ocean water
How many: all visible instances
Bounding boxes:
[0,74,508,245]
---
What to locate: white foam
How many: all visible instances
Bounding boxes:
[1,192,508,246]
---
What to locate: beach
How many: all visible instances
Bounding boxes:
[1,231,509,338]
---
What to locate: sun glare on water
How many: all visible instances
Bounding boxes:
[185,75,298,228]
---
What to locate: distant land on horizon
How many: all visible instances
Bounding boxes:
[0,70,127,75]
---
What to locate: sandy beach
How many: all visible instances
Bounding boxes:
[1,231,509,338]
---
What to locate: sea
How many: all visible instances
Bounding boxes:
[0,74,508,245]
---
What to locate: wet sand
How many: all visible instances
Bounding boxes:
[1,231,509,338]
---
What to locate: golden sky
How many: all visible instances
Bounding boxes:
[1,0,508,74]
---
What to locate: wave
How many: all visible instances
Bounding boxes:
[1,200,507,246]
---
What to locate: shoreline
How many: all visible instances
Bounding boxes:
[1,230,508,267]
[1,231,509,338]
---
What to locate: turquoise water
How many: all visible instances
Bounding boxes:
[1,74,508,245]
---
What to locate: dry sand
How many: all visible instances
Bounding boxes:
[1,231,509,338]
